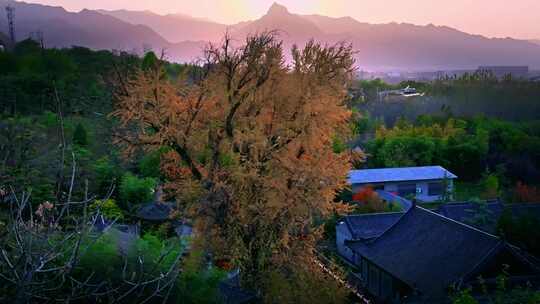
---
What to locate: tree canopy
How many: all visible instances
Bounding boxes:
[113,32,355,301]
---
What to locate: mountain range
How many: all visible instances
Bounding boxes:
[2,0,540,70]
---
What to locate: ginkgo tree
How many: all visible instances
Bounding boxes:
[113,32,356,301]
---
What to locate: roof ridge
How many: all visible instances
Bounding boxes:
[504,202,540,207]
[460,241,504,283]
[349,166,455,173]
[367,204,416,242]
[345,211,405,218]
[442,201,501,206]
[418,206,501,239]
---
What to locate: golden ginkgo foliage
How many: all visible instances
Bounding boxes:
[113,32,355,301]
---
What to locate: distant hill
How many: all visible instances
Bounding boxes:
[231,3,540,70]
[0,0,206,61]
[530,40,540,46]
[1,1,540,70]
[231,3,322,43]
[0,0,168,50]
[97,9,227,43]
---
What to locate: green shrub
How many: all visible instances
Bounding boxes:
[78,232,122,282]
[482,173,499,199]
[142,51,159,71]
[93,156,121,192]
[89,199,124,220]
[388,201,404,212]
[72,123,88,146]
[219,152,235,167]
[139,147,170,178]
[323,213,339,240]
[332,136,347,153]
[128,233,182,274]
[451,288,478,304]
[174,250,226,304]
[39,111,58,128]
[119,172,156,208]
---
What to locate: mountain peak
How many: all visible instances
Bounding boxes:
[267,2,289,16]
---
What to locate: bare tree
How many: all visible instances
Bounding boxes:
[0,174,184,303]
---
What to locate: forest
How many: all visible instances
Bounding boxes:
[1,35,355,303]
[1,36,540,303]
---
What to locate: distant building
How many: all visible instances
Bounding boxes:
[348,166,457,202]
[337,205,540,303]
[477,66,529,79]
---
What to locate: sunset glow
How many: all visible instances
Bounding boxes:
[23,0,540,40]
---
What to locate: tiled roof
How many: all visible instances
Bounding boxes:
[436,201,540,234]
[347,206,503,300]
[348,166,457,184]
[344,212,404,240]
[136,202,174,221]
[436,201,504,233]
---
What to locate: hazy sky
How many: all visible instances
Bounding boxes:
[24,0,540,39]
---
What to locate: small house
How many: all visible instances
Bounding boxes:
[336,205,540,303]
[348,166,457,202]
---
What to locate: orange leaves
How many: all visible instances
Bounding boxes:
[160,151,190,180]
[113,33,355,297]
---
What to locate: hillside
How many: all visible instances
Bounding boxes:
[231,3,322,43]
[246,3,540,70]
[97,9,227,43]
[2,1,540,69]
[0,0,168,50]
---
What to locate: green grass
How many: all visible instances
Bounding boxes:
[418,181,485,209]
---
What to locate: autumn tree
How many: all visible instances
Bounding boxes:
[112,32,355,301]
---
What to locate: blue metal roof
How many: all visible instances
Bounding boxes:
[348,166,457,184]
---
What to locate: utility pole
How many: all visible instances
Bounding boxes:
[5,5,15,43]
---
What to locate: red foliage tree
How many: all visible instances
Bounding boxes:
[514,181,540,203]
[352,186,376,203]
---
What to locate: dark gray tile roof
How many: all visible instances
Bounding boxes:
[436,201,504,233]
[436,202,540,234]
[348,206,502,300]
[344,212,405,240]
[135,202,174,221]
[507,203,540,219]
[348,166,457,184]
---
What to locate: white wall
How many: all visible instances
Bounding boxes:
[336,221,354,262]
[352,179,454,203]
